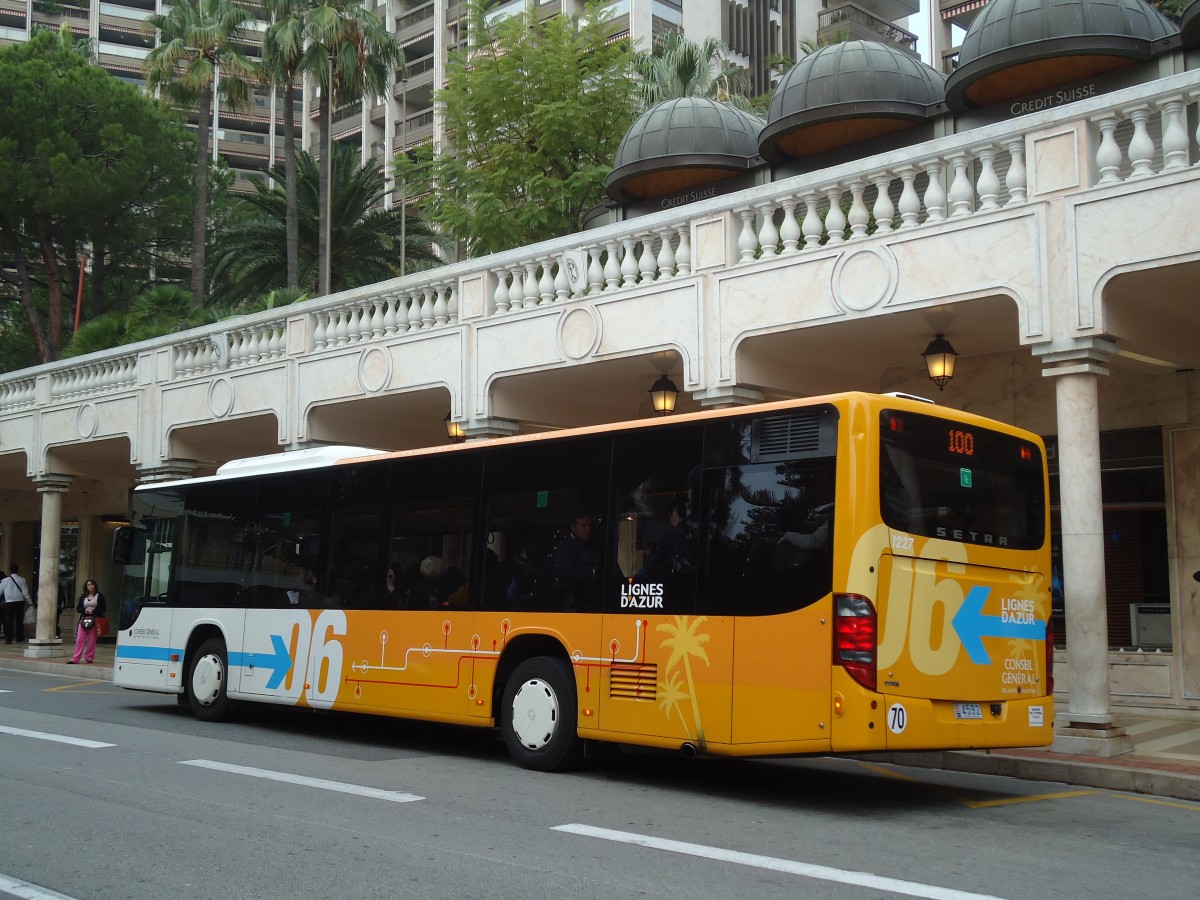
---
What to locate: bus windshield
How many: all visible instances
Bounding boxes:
[879,408,1045,550]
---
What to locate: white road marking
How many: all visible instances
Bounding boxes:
[180,759,424,803]
[552,824,1008,900]
[0,872,81,899]
[0,725,114,748]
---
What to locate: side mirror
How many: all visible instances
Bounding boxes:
[112,526,145,565]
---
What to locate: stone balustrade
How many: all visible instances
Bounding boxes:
[48,355,138,403]
[2,68,1199,423]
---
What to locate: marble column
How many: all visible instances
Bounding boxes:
[692,385,766,409]
[25,474,72,659]
[461,418,521,442]
[136,460,199,483]
[1038,339,1132,755]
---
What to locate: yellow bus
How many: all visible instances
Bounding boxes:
[113,391,1054,770]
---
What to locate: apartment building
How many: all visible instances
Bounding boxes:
[0,1,918,190]
[926,0,991,73]
[0,0,294,191]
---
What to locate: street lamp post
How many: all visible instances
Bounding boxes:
[321,51,333,296]
[212,60,220,164]
[400,75,407,277]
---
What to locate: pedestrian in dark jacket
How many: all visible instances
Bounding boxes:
[68,579,107,665]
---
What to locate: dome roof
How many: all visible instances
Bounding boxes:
[605,98,764,203]
[945,0,1179,111]
[759,41,946,164]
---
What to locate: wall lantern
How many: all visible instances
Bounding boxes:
[649,374,680,416]
[922,333,958,391]
[444,412,465,443]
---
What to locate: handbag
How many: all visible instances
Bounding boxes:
[95,617,110,636]
[80,616,95,631]
[23,603,37,626]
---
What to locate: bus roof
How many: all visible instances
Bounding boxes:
[133,390,1021,494]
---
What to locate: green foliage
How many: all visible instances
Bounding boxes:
[237,287,312,314]
[1150,1,1185,22]
[260,0,311,289]
[61,285,218,357]
[634,31,754,112]
[142,0,253,110]
[300,0,403,294]
[211,146,442,304]
[0,309,39,373]
[0,29,195,366]
[408,2,639,256]
[143,0,255,305]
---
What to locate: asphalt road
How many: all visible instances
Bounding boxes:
[1,666,1197,900]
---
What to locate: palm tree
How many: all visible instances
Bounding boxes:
[635,31,753,111]
[143,0,254,307]
[260,0,308,290]
[211,147,441,304]
[62,285,215,356]
[302,0,403,296]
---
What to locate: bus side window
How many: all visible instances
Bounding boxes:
[386,453,483,611]
[177,481,258,608]
[698,460,836,616]
[325,465,389,609]
[254,471,327,608]
[610,424,703,614]
[481,436,611,613]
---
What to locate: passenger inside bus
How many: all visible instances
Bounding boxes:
[552,512,600,610]
[405,555,466,609]
[639,500,695,576]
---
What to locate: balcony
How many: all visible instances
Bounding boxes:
[855,0,920,21]
[818,3,919,56]
[396,1,434,36]
[939,0,990,32]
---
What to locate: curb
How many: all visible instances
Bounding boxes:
[0,656,114,682]
[861,750,1200,803]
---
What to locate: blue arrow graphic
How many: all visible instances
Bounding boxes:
[229,634,293,689]
[952,586,1045,665]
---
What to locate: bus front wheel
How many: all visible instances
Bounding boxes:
[188,638,234,722]
[501,656,582,772]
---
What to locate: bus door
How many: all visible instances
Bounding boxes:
[114,516,179,692]
[599,424,733,746]
[234,471,328,704]
[712,458,836,747]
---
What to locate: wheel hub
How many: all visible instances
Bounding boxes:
[510,677,559,751]
[191,654,223,707]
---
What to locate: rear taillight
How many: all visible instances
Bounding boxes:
[834,593,877,692]
[1045,617,1055,694]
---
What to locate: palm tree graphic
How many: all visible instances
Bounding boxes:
[656,616,711,741]
[657,670,693,740]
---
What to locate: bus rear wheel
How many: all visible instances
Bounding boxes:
[188,638,234,722]
[501,656,582,772]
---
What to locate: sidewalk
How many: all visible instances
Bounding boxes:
[1,638,1198,802]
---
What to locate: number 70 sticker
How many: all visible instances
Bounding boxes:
[888,703,908,734]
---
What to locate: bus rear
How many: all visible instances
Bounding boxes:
[833,398,1054,752]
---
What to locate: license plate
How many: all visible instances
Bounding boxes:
[953,703,983,720]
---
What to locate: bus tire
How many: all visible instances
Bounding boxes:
[501,656,582,772]
[188,638,234,722]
